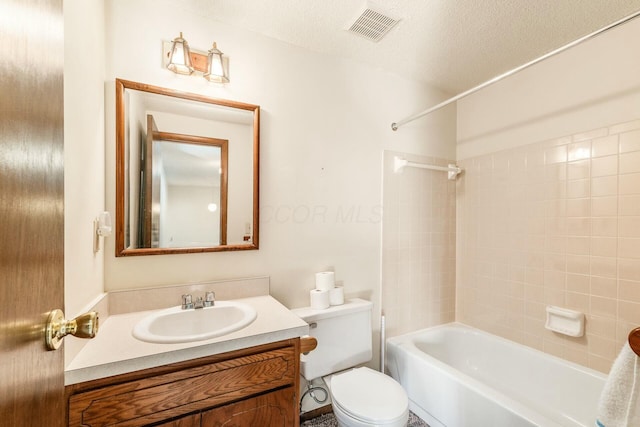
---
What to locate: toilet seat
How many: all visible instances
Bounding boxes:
[329,367,408,425]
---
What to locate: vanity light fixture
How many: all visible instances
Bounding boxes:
[167,32,194,75]
[203,42,229,83]
[165,33,229,83]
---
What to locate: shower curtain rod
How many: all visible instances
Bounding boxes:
[391,9,640,131]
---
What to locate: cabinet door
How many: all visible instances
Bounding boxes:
[155,413,201,427]
[200,387,296,427]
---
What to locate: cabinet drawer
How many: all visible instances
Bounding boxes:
[68,345,296,427]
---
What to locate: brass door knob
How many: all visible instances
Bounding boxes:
[45,309,99,350]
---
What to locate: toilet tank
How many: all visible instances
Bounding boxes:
[292,298,373,380]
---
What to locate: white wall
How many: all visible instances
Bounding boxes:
[164,185,220,247]
[457,17,640,160]
[64,0,106,318]
[97,0,455,320]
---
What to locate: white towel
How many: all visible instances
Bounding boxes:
[596,343,640,427]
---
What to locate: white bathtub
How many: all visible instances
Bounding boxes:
[386,323,606,427]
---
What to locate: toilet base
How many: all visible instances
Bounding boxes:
[324,368,409,427]
[332,401,408,427]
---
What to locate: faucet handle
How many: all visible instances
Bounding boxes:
[194,296,204,309]
[182,294,194,310]
[204,291,215,307]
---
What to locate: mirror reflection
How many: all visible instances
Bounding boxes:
[143,121,228,248]
[116,79,259,256]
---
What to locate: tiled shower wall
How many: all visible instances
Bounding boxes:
[382,151,456,338]
[457,118,640,373]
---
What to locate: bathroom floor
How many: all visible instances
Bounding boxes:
[302,411,430,427]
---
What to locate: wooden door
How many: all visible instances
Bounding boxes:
[0,0,65,426]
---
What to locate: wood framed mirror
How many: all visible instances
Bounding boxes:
[115,79,259,256]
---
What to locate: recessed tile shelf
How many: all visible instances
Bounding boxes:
[545,305,585,337]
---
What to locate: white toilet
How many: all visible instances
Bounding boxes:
[292,299,409,427]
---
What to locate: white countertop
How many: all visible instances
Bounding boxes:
[65,295,309,385]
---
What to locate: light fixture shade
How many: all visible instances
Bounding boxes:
[204,42,229,83]
[167,32,194,75]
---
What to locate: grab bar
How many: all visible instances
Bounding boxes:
[629,327,640,356]
[393,156,462,180]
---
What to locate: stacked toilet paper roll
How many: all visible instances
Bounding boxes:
[309,271,344,309]
[315,271,335,291]
[329,286,344,305]
[310,288,330,310]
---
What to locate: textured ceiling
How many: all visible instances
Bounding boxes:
[180,0,640,94]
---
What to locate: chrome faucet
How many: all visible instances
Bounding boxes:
[181,294,194,310]
[181,292,215,310]
[204,291,215,307]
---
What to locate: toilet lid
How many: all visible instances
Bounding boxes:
[330,367,408,423]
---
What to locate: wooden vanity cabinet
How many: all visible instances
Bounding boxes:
[65,339,300,427]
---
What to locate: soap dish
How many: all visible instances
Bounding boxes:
[545,306,584,337]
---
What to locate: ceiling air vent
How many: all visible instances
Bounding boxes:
[347,7,400,42]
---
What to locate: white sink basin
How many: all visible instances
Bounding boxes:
[132,301,257,344]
